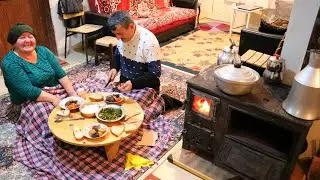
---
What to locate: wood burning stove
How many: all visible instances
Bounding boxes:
[182,65,312,180]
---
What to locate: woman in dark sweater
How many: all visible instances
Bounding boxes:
[1,23,77,105]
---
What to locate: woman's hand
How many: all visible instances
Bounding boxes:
[52,96,61,106]
[108,69,118,81]
[118,81,132,92]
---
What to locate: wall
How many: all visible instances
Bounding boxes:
[49,0,90,56]
[281,0,320,85]
[200,0,276,28]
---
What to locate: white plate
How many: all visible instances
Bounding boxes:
[96,104,125,122]
[104,92,125,104]
[83,123,109,139]
[59,96,85,110]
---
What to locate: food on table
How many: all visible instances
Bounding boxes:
[56,109,70,117]
[98,107,123,121]
[88,124,108,138]
[125,123,137,132]
[73,127,84,140]
[88,93,104,102]
[65,99,81,109]
[111,126,124,137]
[80,104,99,118]
[105,93,123,103]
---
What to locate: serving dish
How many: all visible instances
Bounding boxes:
[96,104,125,122]
[104,92,125,104]
[213,64,260,95]
[79,104,100,118]
[83,123,109,139]
[59,96,85,110]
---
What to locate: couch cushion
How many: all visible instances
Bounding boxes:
[134,7,196,34]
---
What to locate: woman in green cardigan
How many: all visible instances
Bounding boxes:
[1,23,77,105]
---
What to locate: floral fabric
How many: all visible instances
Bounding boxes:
[134,7,196,33]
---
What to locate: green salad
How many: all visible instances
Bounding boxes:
[99,107,122,121]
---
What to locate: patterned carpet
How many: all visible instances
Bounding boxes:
[160,26,240,74]
[0,61,193,179]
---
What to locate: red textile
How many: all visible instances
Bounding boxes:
[154,0,167,9]
[150,17,195,34]
[117,0,130,10]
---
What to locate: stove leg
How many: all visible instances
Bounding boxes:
[182,139,191,150]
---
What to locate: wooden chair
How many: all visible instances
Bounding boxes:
[63,11,103,64]
[94,36,118,66]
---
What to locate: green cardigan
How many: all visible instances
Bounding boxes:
[1,46,67,104]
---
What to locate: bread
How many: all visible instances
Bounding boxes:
[88,94,104,102]
[56,109,70,117]
[111,126,124,137]
[73,127,84,140]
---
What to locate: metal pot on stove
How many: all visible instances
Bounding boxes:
[213,62,260,95]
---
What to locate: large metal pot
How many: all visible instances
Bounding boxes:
[213,64,260,95]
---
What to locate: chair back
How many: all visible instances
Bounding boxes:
[63,11,84,28]
[63,11,84,20]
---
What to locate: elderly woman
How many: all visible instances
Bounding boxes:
[1,23,77,105]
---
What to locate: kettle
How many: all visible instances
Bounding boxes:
[282,49,320,120]
[217,39,241,65]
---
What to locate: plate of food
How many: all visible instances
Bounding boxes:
[104,93,125,104]
[59,96,85,110]
[83,123,109,139]
[96,104,125,122]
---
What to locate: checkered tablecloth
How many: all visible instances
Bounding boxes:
[13,77,175,179]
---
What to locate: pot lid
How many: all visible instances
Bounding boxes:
[214,64,260,83]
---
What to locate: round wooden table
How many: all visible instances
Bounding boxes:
[48,92,144,161]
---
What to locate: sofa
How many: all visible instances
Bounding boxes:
[85,0,198,43]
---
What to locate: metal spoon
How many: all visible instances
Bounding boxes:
[54,117,85,123]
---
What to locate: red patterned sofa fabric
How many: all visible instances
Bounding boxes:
[117,0,130,11]
[88,1,196,35]
[89,0,123,14]
[136,7,196,34]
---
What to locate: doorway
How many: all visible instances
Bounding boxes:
[0,0,56,61]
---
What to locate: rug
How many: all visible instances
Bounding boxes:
[0,61,193,179]
[198,21,230,32]
[160,26,240,74]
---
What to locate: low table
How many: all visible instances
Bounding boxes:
[48,93,144,161]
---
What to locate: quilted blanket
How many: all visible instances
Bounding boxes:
[12,76,177,179]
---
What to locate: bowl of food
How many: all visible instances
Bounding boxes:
[59,96,85,110]
[105,93,125,104]
[79,104,100,118]
[96,104,125,122]
[83,123,109,139]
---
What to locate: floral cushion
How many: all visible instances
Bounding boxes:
[88,0,196,34]
[134,7,196,34]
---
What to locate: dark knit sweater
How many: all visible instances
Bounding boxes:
[1,46,67,104]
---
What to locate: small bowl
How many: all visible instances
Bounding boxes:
[96,104,125,122]
[79,104,100,118]
[59,96,85,110]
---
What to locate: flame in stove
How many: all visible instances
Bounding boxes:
[192,96,211,116]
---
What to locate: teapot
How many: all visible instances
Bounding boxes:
[217,39,241,65]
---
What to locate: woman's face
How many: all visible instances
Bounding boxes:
[14,32,36,53]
